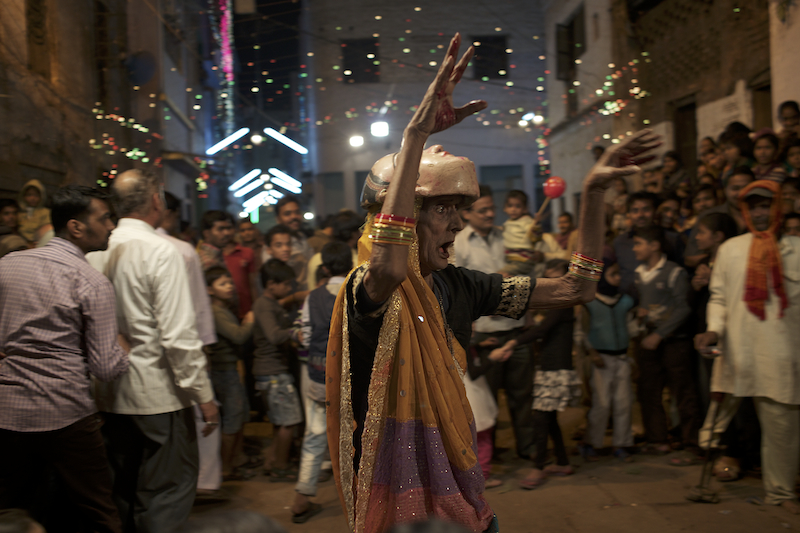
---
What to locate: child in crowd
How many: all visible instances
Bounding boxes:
[610,194,629,236]
[783,138,800,178]
[291,242,352,523]
[205,266,255,480]
[691,213,738,401]
[492,259,580,489]
[266,224,309,309]
[781,178,800,215]
[466,329,522,489]
[579,257,636,461]
[632,225,698,455]
[784,212,800,237]
[500,190,537,276]
[752,131,787,182]
[253,259,304,481]
[656,195,680,232]
[16,180,52,246]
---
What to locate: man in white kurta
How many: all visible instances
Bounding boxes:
[698,185,800,511]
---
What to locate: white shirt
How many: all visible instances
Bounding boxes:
[454,225,525,333]
[155,227,217,346]
[708,233,800,404]
[88,218,214,415]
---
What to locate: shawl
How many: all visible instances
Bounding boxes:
[739,180,789,320]
[326,210,493,533]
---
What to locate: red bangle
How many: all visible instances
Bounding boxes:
[375,213,416,226]
[573,252,603,266]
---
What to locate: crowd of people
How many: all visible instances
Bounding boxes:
[1,33,799,533]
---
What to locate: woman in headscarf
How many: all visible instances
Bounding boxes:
[326,33,660,533]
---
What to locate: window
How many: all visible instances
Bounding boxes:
[26,0,50,78]
[162,0,185,72]
[471,36,508,80]
[556,5,586,117]
[341,39,379,84]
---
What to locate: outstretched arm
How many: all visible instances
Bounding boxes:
[529,130,661,309]
[363,33,487,303]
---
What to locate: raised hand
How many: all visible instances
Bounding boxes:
[585,129,662,192]
[407,33,487,138]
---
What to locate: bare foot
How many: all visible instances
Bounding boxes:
[519,468,547,490]
[781,500,800,515]
[484,478,503,488]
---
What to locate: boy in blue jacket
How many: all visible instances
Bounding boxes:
[580,258,636,461]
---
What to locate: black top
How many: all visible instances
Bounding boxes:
[345,264,533,467]
[515,307,575,371]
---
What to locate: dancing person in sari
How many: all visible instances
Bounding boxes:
[326,33,661,533]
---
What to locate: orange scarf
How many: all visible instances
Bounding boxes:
[739,180,788,320]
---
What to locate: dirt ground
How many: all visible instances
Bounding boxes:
[190,396,800,532]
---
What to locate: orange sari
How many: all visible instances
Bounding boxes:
[326,212,493,533]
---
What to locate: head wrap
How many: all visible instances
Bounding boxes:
[360,148,480,210]
[739,180,789,320]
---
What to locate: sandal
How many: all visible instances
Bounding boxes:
[578,444,600,462]
[519,470,548,490]
[292,502,323,523]
[269,467,298,482]
[667,452,703,467]
[713,456,741,482]
[713,464,741,482]
[640,443,670,456]
[484,478,503,489]
[613,448,633,462]
[543,464,574,476]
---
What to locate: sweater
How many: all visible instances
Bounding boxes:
[252,294,295,376]
[207,305,253,370]
[634,255,690,339]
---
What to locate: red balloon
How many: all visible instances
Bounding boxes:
[543,176,566,199]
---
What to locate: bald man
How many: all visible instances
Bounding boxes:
[88,169,218,532]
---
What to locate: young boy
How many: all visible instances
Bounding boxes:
[501,190,537,276]
[580,258,636,461]
[205,266,255,479]
[632,225,699,454]
[291,241,353,523]
[266,224,309,302]
[252,258,303,481]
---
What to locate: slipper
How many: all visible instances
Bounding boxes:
[613,448,633,463]
[578,444,600,461]
[484,478,503,489]
[713,464,741,482]
[640,444,670,456]
[667,453,703,467]
[292,502,323,524]
[543,465,574,476]
[269,467,298,482]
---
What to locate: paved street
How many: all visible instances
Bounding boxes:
[191,405,800,532]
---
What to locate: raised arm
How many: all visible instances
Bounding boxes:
[363,33,487,303]
[529,130,661,309]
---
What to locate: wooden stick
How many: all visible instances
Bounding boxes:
[535,197,551,220]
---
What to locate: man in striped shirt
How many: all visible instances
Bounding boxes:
[0,185,129,532]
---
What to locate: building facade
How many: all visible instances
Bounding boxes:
[545,0,791,219]
[0,0,232,224]
[299,0,549,223]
